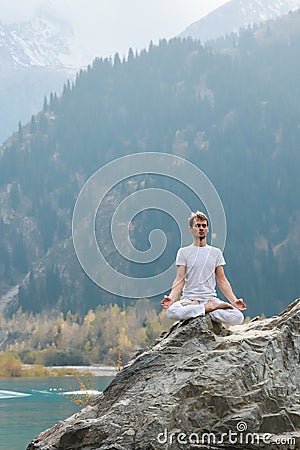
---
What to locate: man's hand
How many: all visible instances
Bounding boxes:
[232,298,247,310]
[161,296,174,309]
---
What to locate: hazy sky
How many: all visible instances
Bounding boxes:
[0,0,229,60]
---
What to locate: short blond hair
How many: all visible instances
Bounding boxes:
[188,211,209,227]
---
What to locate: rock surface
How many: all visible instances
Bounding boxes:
[27,299,300,450]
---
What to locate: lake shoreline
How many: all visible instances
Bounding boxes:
[0,362,118,379]
[45,365,118,377]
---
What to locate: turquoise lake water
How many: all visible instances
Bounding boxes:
[0,375,113,450]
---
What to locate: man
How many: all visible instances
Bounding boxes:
[161,211,246,326]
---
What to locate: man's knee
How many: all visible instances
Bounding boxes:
[166,303,181,320]
[209,307,244,326]
[229,309,244,325]
[166,302,206,321]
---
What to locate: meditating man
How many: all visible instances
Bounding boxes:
[161,211,246,326]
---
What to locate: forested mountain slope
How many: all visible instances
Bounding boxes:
[0,14,299,318]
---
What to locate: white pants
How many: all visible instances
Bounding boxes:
[166,298,244,326]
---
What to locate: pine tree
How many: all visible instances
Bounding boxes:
[114,52,121,66]
[18,120,22,141]
[127,48,134,63]
[30,115,37,134]
[43,96,48,112]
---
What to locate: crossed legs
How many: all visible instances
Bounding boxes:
[166,298,244,326]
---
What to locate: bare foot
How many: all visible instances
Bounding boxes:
[181,300,200,306]
[205,299,234,313]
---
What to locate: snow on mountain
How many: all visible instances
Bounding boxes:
[0,13,95,69]
[0,12,96,145]
[179,0,300,42]
[0,16,71,68]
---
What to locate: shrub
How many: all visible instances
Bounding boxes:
[17,348,37,364]
[36,348,89,366]
[0,353,22,377]
[21,364,50,377]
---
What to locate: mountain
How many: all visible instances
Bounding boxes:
[0,16,72,68]
[1,12,300,319]
[0,12,93,146]
[179,0,300,43]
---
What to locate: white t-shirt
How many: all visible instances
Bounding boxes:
[176,244,225,301]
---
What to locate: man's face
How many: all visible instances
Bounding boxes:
[189,218,209,241]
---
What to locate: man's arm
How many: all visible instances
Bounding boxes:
[215,265,247,310]
[161,265,186,309]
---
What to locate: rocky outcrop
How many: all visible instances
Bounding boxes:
[27,299,300,450]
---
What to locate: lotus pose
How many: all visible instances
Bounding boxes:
[161,211,246,326]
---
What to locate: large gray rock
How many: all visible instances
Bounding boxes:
[27,299,300,450]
